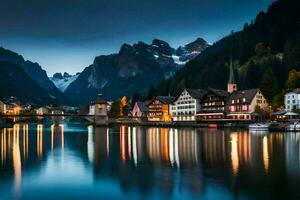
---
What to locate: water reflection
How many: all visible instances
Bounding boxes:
[1,124,300,199]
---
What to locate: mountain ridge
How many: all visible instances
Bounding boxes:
[64,37,209,105]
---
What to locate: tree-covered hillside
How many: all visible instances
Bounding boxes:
[149,0,300,107]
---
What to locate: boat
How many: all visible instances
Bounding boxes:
[248,123,270,131]
[286,122,300,132]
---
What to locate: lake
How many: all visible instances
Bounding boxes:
[0,121,300,199]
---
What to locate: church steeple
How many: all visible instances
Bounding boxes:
[228,57,235,84]
[227,57,237,93]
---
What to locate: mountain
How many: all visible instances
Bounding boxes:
[0,47,64,104]
[65,38,209,105]
[175,38,210,62]
[50,72,80,92]
[0,61,60,104]
[150,0,300,104]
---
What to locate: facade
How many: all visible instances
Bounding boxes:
[0,101,6,114]
[196,57,269,121]
[227,89,269,120]
[89,94,108,125]
[89,94,108,116]
[146,96,175,122]
[170,88,206,121]
[132,101,149,118]
[285,89,300,111]
[36,107,48,115]
[197,89,229,120]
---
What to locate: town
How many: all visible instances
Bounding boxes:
[1,60,299,131]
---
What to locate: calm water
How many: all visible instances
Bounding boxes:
[0,122,300,200]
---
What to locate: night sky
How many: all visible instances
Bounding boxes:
[0,0,273,76]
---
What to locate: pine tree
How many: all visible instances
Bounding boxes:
[260,67,279,102]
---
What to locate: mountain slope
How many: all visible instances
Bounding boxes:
[65,38,209,105]
[151,0,300,102]
[0,61,58,104]
[0,47,64,104]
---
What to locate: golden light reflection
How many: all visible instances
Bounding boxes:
[106,128,109,158]
[12,124,21,197]
[263,136,269,172]
[37,124,43,159]
[230,133,239,175]
[1,128,6,166]
[23,124,28,160]
[161,128,169,161]
[127,127,131,159]
[120,126,126,161]
[145,128,198,167]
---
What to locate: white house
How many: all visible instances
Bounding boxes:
[89,93,108,125]
[36,107,48,115]
[285,88,300,111]
[170,88,206,121]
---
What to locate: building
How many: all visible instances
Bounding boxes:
[132,101,149,119]
[197,58,269,121]
[146,96,175,122]
[36,107,48,115]
[170,88,206,121]
[89,93,108,125]
[227,89,269,120]
[197,89,229,120]
[227,57,237,93]
[1,97,22,115]
[0,101,6,114]
[285,88,300,111]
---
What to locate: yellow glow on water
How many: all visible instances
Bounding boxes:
[120,126,126,161]
[23,124,28,159]
[127,127,131,159]
[231,133,239,175]
[37,124,43,159]
[12,124,21,197]
[1,128,6,166]
[263,136,269,172]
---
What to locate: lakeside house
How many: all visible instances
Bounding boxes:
[197,89,229,120]
[36,107,49,115]
[132,101,149,121]
[227,89,269,120]
[284,88,300,111]
[1,97,22,115]
[0,101,6,114]
[168,58,269,122]
[146,96,175,122]
[170,88,206,121]
[89,93,108,125]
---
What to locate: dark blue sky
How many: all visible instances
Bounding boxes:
[0,0,273,76]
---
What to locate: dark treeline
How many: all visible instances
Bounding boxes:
[145,0,300,109]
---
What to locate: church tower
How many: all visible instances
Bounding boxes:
[227,57,237,93]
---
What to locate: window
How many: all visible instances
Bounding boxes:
[243,98,246,102]
[232,100,235,104]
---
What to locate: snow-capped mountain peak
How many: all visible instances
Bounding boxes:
[50,72,80,92]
